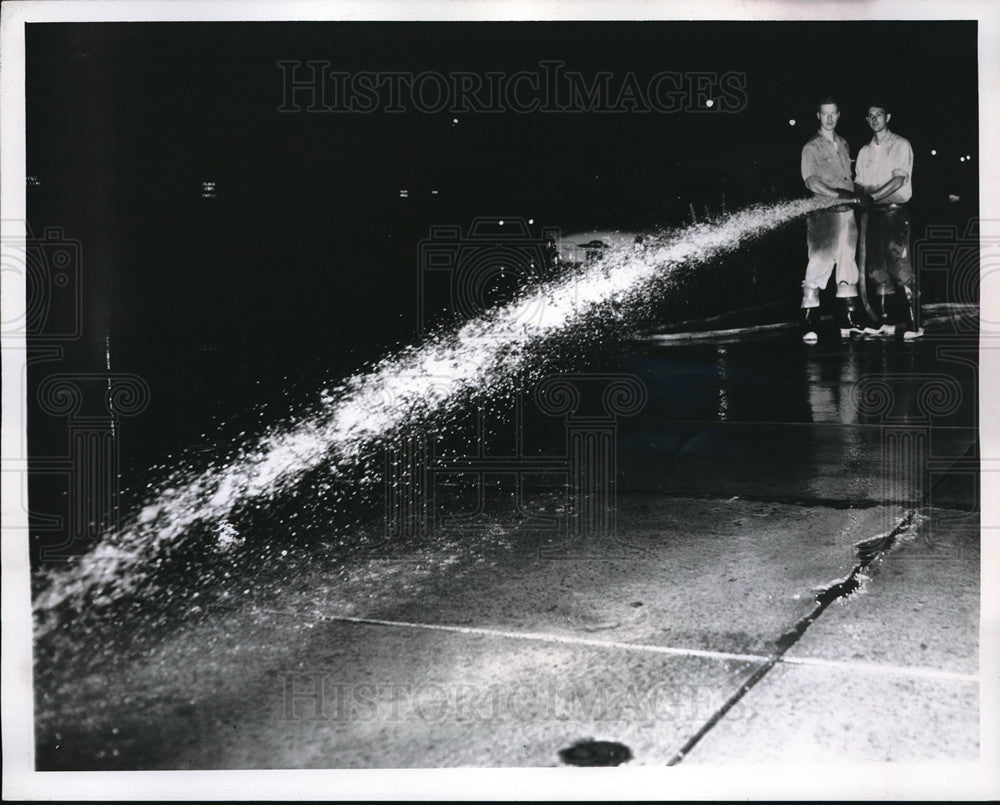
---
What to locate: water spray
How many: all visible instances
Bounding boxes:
[33,196,843,635]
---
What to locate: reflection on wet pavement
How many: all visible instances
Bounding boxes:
[615,331,976,511]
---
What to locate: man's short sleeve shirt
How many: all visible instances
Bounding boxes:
[801,132,853,192]
[855,131,913,203]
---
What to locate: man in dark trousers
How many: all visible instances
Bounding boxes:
[799,96,865,343]
[854,101,922,338]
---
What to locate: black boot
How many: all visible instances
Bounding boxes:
[840,298,864,339]
[901,284,924,340]
[873,293,895,336]
[800,307,818,344]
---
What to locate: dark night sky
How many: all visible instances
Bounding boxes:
[26,22,979,192]
[26,22,979,264]
[24,20,980,508]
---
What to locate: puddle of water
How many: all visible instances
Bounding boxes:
[558,739,633,767]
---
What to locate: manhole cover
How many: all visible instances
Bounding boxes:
[558,739,633,767]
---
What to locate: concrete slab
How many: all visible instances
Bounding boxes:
[38,491,979,772]
[682,662,979,763]
[37,493,902,770]
[785,512,980,675]
[40,615,767,769]
[279,496,896,657]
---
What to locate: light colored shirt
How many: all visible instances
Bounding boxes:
[855,130,913,203]
[801,131,853,192]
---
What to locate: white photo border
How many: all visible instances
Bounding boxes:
[2,0,998,799]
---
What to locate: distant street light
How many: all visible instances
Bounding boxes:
[788,119,796,126]
[930,149,937,156]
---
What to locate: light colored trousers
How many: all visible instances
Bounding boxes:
[801,207,859,307]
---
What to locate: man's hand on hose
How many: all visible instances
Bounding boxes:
[834,188,859,203]
[854,193,876,211]
[841,188,874,210]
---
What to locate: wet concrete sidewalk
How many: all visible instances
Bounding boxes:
[147,500,977,769]
[33,325,985,774]
[40,493,978,770]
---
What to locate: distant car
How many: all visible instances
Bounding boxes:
[553,230,643,267]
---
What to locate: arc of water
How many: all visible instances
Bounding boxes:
[33,196,839,630]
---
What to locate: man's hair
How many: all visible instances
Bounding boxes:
[817,95,839,111]
[867,101,891,116]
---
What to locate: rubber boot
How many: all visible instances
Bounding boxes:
[840,297,864,339]
[901,284,924,340]
[800,307,818,344]
[873,293,895,336]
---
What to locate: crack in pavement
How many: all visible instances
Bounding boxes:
[666,435,977,766]
[253,441,972,768]
[665,510,917,766]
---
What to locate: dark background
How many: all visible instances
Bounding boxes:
[25,21,979,561]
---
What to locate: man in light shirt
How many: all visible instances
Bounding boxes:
[799,97,865,343]
[854,102,921,338]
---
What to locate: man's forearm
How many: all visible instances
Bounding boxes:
[868,175,906,203]
[806,177,853,198]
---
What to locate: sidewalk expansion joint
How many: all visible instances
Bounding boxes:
[260,606,976,683]
[778,655,977,683]
[257,508,968,766]
[256,609,773,664]
[665,509,918,766]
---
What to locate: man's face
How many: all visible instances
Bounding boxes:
[866,107,890,134]
[817,103,840,132]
